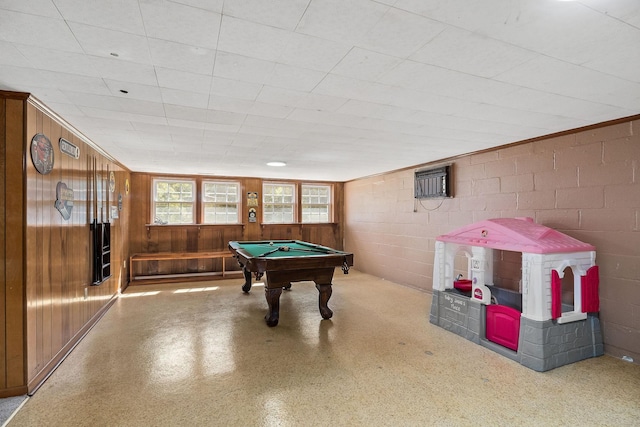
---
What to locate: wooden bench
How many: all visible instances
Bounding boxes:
[129,251,240,284]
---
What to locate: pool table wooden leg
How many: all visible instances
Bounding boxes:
[241,266,252,293]
[316,283,333,319]
[264,287,283,327]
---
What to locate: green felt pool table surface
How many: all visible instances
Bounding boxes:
[229,240,348,258]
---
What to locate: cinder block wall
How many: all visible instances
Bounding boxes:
[344,117,640,363]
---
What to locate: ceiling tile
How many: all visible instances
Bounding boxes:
[156,67,211,93]
[266,63,326,92]
[331,48,402,81]
[0,40,34,67]
[277,32,351,72]
[0,10,82,52]
[296,0,389,45]
[117,98,166,116]
[15,44,97,76]
[39,70,110,95]
[0,0,60,17]
[103,79,162,102]
[52,0,145,35]
[140,1,220,49]
[161,87,210,109]
[336,99,418,122]
[210,76,262,100]
[60,91,124,111]
[207,95,254,114]
[165,104,207,121]
[218,15,293,62]
[357,7,444,58]
[169,0,223,13]
[495,55,640,110]
[409,27,536,78]
[393,0,516,33]
[213,51,276,84]
[248,101,294,119]
[581,32,640,83]
[148,38,216,75]
[312,74,373,99]
[91,56,157,86]
[68,22,152,64]
[255,86,305,107]
[222,0,309,30]
[256,87,347,112]
[206,109,247,126]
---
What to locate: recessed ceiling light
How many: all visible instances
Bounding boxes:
[267,161,286,167]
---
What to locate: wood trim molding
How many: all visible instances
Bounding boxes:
[26,95,127,169]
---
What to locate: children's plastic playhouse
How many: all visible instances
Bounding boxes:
[429,217,603,371]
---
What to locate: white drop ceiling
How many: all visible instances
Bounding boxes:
[1,0,639,181]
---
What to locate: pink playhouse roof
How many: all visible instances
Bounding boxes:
[436,217,595,254]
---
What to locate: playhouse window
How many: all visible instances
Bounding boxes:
[493,250,522,293]
[551,267,588,324]
[560,267,575,312]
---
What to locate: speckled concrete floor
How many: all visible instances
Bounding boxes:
[8,270,640,426]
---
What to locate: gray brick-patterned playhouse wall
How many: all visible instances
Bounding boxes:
[518,316,604,371]
[429,290,481,343]
[430,290,604,371]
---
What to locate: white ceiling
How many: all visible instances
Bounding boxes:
[1,0,639,181]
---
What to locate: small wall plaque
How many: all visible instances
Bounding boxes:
[59,138,80,159]
[247,192,258,207]
[55,181,74,220]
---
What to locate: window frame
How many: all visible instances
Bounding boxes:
[151,177,196,225]
[262,182,297,224]
[201,180,241,225]
[301,183,333,224]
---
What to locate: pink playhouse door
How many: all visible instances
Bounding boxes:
[486,305,521,351]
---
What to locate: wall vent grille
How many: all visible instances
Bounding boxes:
[414,165,451,199]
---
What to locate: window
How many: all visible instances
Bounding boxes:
[152,178,195,224]
[263,183,296,223]
[202,181,240,224]
[301,184,332,223]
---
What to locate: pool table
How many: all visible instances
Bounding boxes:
[228,240,354,327]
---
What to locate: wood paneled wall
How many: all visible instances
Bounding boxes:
[1,92,28,397]
[129,174,345,278]
[1,90,344,397]
[0,92,131,397]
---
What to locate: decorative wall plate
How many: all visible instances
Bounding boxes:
[31,133,54,174]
